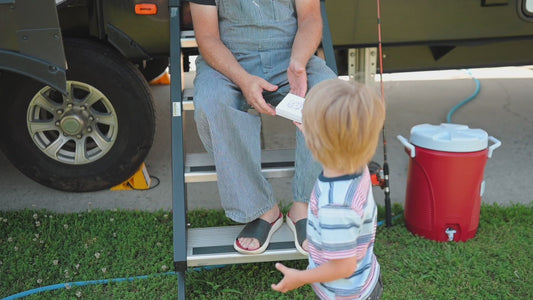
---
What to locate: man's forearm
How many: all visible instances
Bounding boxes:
[197,37,250,87]
[290,10,323,66]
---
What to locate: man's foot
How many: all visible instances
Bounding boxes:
[287,202,309,254]
[234,205,282,254]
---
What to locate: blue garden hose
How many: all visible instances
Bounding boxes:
[2,272,175,300]
[446,69,481,123]
[377,214,402,227]
[1,266,224,300]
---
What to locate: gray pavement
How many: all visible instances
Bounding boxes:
[1,66,532,213]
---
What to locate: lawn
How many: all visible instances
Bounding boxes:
[0,203,531,299]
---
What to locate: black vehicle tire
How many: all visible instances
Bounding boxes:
[139,57,169,82]
[0,38,155,192]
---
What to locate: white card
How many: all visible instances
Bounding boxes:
[275,93,305,123]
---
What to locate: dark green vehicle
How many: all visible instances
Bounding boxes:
[0,0,532,192]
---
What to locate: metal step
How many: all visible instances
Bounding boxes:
[181,30,198,48]
[182,88,194,111]
[185,149,295,183]
[187,223,305,267]
[177,29,301,266]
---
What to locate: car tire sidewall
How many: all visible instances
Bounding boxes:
[139,56,169,82]
[0,38,155,192]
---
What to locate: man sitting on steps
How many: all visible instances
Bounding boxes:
[188,0,337,254]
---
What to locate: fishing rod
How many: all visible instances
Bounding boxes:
[376,0,392,227]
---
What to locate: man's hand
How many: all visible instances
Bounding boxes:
[240,75,278,115]
[287,59,308,97]
[271,263,306,293]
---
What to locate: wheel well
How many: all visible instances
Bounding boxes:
[57,1,93,40]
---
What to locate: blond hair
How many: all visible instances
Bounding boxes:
[302,79,386,174]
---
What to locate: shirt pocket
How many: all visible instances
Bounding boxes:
[273,0,295,21]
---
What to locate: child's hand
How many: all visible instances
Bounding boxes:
[271,263,306,293]
[293,121,304,133]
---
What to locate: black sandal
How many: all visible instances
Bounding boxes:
[287,214,308,256]
[233,212,283,254]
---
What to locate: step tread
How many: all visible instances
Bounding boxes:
[182,88,194,110]
[185,167,295,183]
[186,149,295,168]
[181,30,197,48]
[185,149,295,183]
[187,223,306,267]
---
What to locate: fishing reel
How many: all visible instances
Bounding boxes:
[369,161,386,189]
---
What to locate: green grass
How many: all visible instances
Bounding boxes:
[0,204,531,299]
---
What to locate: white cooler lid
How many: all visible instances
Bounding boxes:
[410,123,488,152]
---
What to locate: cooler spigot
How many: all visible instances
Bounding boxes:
[445,228,457,241]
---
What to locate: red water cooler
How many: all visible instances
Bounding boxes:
[397,124,501,242]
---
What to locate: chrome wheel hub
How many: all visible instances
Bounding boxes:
[27,81,118,165]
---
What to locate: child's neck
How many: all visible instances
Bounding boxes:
[322,167,350,178]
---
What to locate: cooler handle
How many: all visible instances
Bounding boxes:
[397,135,415,158]
[487,136,501,159]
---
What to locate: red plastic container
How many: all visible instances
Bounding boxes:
[397,124,501,242]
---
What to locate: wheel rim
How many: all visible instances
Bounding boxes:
[26,81,118,165]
